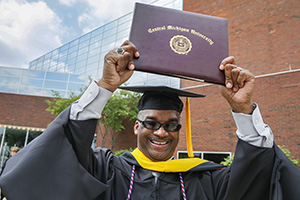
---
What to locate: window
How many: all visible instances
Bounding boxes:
[177,151,231,164]
[45,72,68,81]
[20,78,43,88]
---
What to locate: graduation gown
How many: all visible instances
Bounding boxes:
[0,107,299,200]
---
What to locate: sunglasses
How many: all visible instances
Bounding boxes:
[137,119,182,132]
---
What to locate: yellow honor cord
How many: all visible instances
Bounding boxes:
[186,97,194,157]
[131,148,208,172]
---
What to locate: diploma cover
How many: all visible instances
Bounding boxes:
[129,3,228,85]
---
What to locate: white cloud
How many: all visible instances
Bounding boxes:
[0,0,64,68]
[59,0,78,6]
[77,0,153,34]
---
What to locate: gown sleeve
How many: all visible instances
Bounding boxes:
[0,107,109,200]
[211,104,300,199]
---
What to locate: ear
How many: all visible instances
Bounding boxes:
[134,120,139,135]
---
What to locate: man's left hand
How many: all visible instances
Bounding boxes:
[219,56,255,114]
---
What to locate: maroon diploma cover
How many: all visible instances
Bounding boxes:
[129,3,228,85]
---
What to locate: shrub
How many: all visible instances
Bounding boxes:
[220,145,299,166]
[113,148,134,156]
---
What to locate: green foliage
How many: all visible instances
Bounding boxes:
[278,145,299,166]
[45,91,82,115]
[46,85,141,150]
[221,145,299,166]
[113,148,134,156]
[100,90,141,150]
[4,129,42,149]
[220,153,234,166]
[100,90,141,133]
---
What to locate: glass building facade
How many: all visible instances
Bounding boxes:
[27,0,183,96]
[0,66,89,98]
[0,0,183,170]
[0,0,183,98]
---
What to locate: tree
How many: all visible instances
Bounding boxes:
[46,87,141,150]
[45,91,82,115]
[99,90,141,150]
[113,148,134,156]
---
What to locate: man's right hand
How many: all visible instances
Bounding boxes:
[97,40,139,92]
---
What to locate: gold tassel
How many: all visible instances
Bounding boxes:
[185,97,194,157]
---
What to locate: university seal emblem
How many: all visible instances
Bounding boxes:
[169,35,192,55]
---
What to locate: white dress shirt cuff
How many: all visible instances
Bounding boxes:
[232,103,274,148]
[70,81,113,120]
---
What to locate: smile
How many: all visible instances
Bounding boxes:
[150,140,168,145]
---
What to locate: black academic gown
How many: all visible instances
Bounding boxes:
[0,106,299,200]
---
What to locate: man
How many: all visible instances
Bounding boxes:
[0,40,299,199]
[10,147,19,157]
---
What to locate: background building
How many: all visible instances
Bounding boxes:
[177,0,300,161]
[0,0,183,169]
[0,0,299,166]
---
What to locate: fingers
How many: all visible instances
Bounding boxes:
[223,63,253,92]
[100,40,139,92]
[116,40,139,72]
[219,56,235,70]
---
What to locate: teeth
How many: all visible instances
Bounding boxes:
[151,140,167,145]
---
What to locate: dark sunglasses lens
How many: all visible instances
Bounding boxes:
[164,123,181,131]
[143,121,160,130]
[142,121,181,131]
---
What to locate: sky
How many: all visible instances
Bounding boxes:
[0,0,153,69]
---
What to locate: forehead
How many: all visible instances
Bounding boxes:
[139,109,180,120]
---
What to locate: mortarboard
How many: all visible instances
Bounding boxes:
[119,85,205,158]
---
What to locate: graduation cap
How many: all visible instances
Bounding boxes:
[119,85,205,158]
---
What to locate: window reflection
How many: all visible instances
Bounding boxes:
[104,20,117,31]
[43,89,66,97]
[79,40,90,49]
[101,42,116,54]
[19,87,43,96]
[90,36,102,46]
[60,43,69,52]
[44,80,67,90]
[118,12,133,24]
[0,85,18,93]
[88,48,101,58]
[45,72,68,81]
[69,39,79,47]
[118,21,131,32]
[74,67,86,74]
[69,74,89,83]
[22,70,45,79]
[68,83,87,91]
[103,28,117,38]
[0,67,22,77]
[91,27,103,37]
[21,78,43,88]
[0,76,20,84]
[117,29,130,40]
[80,34,90,43]
[102,34,117,45]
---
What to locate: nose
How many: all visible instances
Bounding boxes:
[153,126,168,137]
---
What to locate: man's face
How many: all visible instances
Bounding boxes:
[134,109,180,161]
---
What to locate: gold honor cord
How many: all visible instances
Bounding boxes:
[186,97,194,157]
[131,148,208,172]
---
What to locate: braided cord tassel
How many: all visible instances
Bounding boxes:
[126,165,136,200]
[179,173,187,200]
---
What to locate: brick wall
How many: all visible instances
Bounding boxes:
[182,0,300,88]
[177,70,300,160]
[95,119,137,152]
[0,93,55,128]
